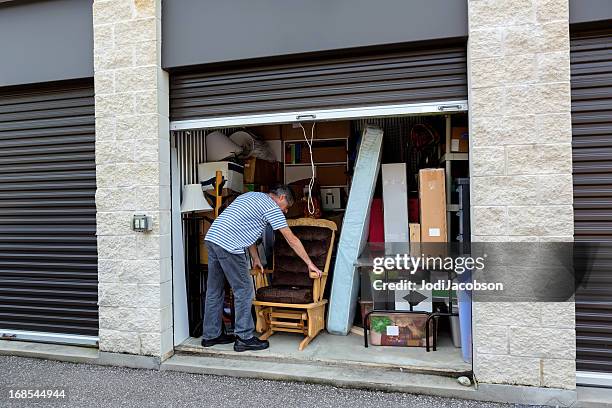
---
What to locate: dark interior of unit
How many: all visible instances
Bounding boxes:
[175,112,469,353]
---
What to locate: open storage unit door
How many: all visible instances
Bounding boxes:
[571,28,612,383]
[0,80,98,345]
[169,43,467,127]
[169,42,471,373]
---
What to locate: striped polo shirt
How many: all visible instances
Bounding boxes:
[205,192,288,254]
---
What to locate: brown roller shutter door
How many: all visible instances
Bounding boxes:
[571,29,612,374]
[169,43,468,121]
[0,80,98,338]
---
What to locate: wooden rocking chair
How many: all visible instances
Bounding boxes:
[251,218,337,350]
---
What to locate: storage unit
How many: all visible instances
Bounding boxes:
[168,41,470,369]
[0,80,98,343]
[571,28,612,377]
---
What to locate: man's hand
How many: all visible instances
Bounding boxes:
[248,244,264,272]
[252,258,264,273]
[308,262,323,278]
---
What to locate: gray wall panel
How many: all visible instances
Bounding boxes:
[162,0,468,69]
[570,0,612,24]
[0,0,94,87]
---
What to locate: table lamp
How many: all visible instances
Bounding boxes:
[181,184,213,213]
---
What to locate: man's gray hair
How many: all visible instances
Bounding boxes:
[269,184,294,207]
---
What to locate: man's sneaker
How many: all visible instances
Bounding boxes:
[201,333,235,347]
[233,336,269,352]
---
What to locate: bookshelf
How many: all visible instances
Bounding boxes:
[283,137,349,188]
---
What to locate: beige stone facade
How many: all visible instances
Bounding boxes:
[90,0,578,391]
[93,0,173,359]
[467,0,575,389]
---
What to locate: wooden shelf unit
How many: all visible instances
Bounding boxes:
[283,137,349,188]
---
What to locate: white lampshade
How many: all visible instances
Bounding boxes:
[206,131,241,161]
[181,184,213,213]
[229,130,255,156]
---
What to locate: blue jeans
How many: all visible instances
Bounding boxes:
[203,241,255,340]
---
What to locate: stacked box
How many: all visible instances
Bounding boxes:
[368,312,434,347]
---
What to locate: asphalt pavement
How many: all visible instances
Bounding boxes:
[1,355,534,408]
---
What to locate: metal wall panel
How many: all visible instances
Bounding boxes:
[162,0,467,70]
[0,80,98,337]
[170,44,467,121]
[570,0,612,25]
[571,29,612,374]
[0,0,94,87]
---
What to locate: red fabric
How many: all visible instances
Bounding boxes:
[408,198,419,223]
[368,198,384,243]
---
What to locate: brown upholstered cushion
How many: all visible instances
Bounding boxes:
[272,226,332,287]
[256,285,313,304]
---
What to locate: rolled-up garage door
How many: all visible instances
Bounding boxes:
[169,43,467,121]
[0,80,98,343]
[571,28,612,376]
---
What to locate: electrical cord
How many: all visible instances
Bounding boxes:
[298,122,316,215]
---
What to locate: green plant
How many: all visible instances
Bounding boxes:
[370,316,393,333]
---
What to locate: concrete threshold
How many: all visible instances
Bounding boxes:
[175,345,469,377]
[161,353,476,399]
[175,333,471,377]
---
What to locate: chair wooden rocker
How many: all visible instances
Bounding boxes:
[251,218,337,350]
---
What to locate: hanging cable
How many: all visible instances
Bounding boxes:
[297,122,316,215]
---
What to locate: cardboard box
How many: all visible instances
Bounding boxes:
[198,161,244,193]
[282,120,350,141]
[243,157,279,184]
[409,223,421,242]
[451,126,469,153]
[246,125,281,140]
[418,168,447,242]
[367,312,434,347]
[382,163,409,243]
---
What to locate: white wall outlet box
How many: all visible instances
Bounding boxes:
[132,214,152,232]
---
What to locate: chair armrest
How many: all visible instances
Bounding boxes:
[250,268,273,276]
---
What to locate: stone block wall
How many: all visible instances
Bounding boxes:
[468,0,575,389]
[93,0,173,359]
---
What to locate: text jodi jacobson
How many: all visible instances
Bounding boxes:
[370,253,504,292]
[372,279,504,292]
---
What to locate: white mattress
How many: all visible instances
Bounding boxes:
[326,125,383,335]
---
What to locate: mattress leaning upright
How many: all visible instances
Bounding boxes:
[326,125,384,335]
